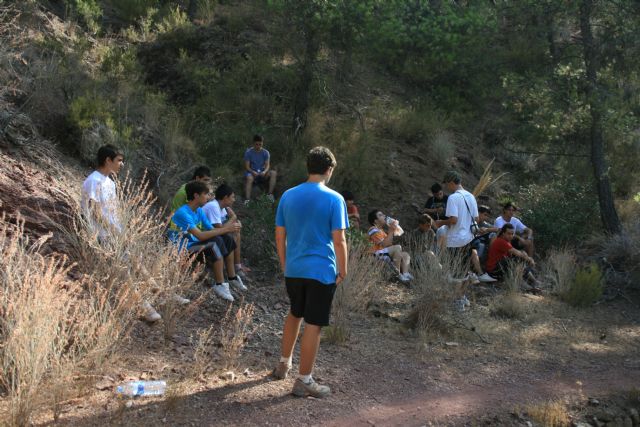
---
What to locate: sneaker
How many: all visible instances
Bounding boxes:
[467,272,481,285]
[266,194,275,203]
[212,282,234,302]
[243,199,251,206]
[271,362,291,380]
[141,301,161,322]
[399,272,411,283]
[229,276,248,292]
[478,272,498,283]
[292,378,331,398]
[171,294,190,305]
[461,294,471,308]
[405,272,415,280]
[454,298,467,312]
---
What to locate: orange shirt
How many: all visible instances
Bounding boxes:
[367,227,388,253]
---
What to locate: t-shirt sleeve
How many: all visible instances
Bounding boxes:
[424,197,433,209]
[243,149,251,162]
[198,209,213,231]
[371,230,386,244]
[171,187,187,212]
[331,196,349,231]
[445,194,460,218]
[203,202,222,225]
[83,177,100,202]
[171,208,191,232]
[494,216,505,229]
[514,218,527,233]
[264,150,270,162]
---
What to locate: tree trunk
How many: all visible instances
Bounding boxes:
[579,0,622,234]
[292,26,319,140]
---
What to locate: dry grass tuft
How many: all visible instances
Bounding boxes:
[218,302,256,371]
[325,242,385,344]
[491,260,528,320]
[524,400,570,427]
[473,158,507,197]
[406,250,463,335]
[543,248,577,295]
[190,325,216,380]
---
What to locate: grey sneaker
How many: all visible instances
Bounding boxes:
[292,378,331,398]
[271,362,291,380]
[229,276,248,292]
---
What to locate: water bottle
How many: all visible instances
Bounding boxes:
[116,381,166,396]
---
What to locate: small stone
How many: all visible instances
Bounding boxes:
[444,342,459,347]
[574,422,593,427]
[274,303,283,310]
[125,400,133,408]
[589,398,601,406]
[220,371,235,381]
[526,421,533,427]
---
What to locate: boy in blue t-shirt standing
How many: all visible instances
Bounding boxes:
[271,146,348,398]
[168,181,244,302]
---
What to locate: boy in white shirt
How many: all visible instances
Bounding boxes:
[203,183,250,278]
[494,202,534,257]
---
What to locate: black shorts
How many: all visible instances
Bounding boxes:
[212,234,236,257]
[188,240,223,263]
[285,277,337,327]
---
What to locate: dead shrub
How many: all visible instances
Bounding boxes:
[406,250,464,335]
[543,248,577,295]
[524,400,570,427]
[325,241,385,344]
[190,325,216,380]
[218,302,256,371]
[596,221,640,287]
[491,260,528,320]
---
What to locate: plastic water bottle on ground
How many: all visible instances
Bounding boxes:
[116,380,166,397]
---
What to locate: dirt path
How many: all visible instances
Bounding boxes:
[56,280,640,427]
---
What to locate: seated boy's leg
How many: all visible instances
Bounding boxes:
[244,172,254,200]
[267,170,277,195]
[189,241,225,283]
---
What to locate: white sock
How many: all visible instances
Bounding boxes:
[298,374,312,384]
[280,356,292,366]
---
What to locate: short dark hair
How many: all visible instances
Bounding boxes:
[368,209,381,226]
[307,146,337,175]
[96,145,123,167]
[418,214,433,225]
[192,166,211,180]
[253,134,264,142]
[502,202,517,211]
[185,181,210,201]
[442,170,462,185]
[341,190,354,201]
[430,183,442,194]
[498,223,515,237]
[478,205,491,214]
[214,183,234,200]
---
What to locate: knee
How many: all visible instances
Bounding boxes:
[270,170,277,178]
[245,175,254,183]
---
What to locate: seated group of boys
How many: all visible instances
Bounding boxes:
[82,143,268,323]
[344,179,541,293]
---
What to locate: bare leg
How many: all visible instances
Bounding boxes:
[387,245,402,271]
[298,324,322,376]
[244,175,254,200]
[234,231,241,265]
[268,170,277,195]
[401,251,410,274]
[207,258,225,283]
[281,313,303,358]
[224,253,236,278]
[471,249,483,274]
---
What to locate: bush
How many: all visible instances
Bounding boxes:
[597,221,640,288]
[543,248,577,295]
[561,263,603,307]
[517,178,599,252]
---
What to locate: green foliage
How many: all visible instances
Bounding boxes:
[108,0,159,24]
[64,0,102,33]
[68,94,113,130]
[517,178,599,252]
[561,263,603,307]
[156,6,192,34]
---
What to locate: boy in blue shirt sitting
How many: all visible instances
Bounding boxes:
[168,181,244,302]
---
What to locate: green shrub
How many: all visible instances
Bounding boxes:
[64,0,102,33]
[561,263,603,307]
[517,178,599,252]
[108,0,159,25]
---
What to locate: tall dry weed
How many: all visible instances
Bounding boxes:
[326,242,385,344]
[218,302,256,371]
[491,259,527,320]
[406,250,464,335]
[543,248,577,295]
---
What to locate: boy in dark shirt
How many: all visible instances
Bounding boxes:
[424,182,448,222]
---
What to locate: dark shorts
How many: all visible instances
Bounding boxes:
[188,239,223,263]
[285,277,337,327]
[490,257,536,281]
[244,172,269,184]
[212,234,236,257]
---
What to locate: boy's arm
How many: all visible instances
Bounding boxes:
[275,225,287,272]
[189,221,240,240]
[332,229,348,285]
